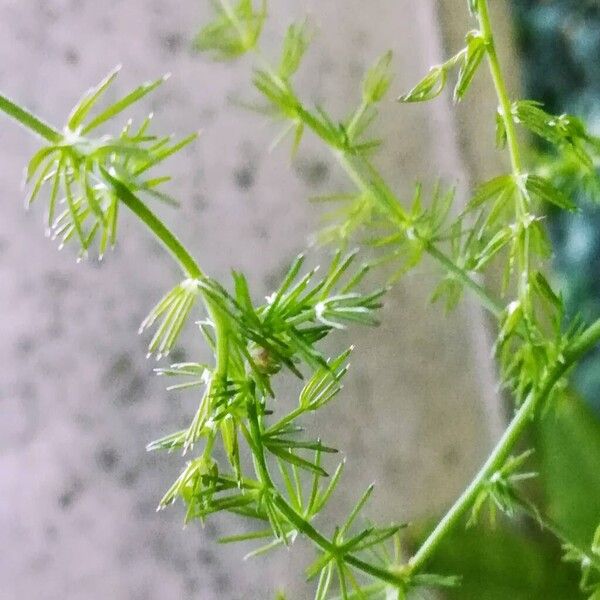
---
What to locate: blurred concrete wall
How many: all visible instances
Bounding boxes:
[0,1,512,598]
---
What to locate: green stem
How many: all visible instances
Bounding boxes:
[476,1,523,178]
[476,0,530,296]
[250,37,503,320]
[102,169,204,279]
[1,90,233,435]
[410,0,577,576]
[409,392,535,572]
[408,315,600,573]
[246,398,275,488]
[104,170,234,382]
[0,92,61,143]
[273,494,407,588]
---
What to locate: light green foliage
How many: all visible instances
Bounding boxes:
[362,51,393,105]
[513,100,600,171]
[24,67,195,259]
[193,0,266,59]
[2,0,600,598]
[398,29,485,104]
[278,21,311,80]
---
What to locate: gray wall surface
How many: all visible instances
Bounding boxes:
[0,1,511,598]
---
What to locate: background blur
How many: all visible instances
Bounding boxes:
[0,1,598,599]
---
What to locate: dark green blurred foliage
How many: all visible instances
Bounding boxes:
[512,0,600,413]
[512,1,600,115]
[418,522,579,599]
[536,393,600,550]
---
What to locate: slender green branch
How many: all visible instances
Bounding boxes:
[103,171,234,379]
[408,315,600,573]
[335,152,407,225]
[336,152,504,317]
[247,398,275,488]
[271,495,335,553]
[408,392,535,572]
[424,242,502,317]
[247,391,407,589]
[476,0,531,297]
[274,494,408,588]
[476,1,523,178]
[0,92,62,143]
[102,170,204,279]
[247,37,504,320]
[408,1,570,574]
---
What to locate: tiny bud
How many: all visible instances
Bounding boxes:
[249,343,282,376]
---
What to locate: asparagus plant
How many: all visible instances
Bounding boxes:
[2,0,600,597]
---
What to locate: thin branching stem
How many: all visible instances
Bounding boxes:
[246,37,505,320]
[103,173,204,279]
[247,393,407,588]
[0,96,234,363]
[103,173,233,380]
[337,151,504,317]
[424,241,503,316]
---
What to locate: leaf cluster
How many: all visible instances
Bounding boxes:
[512,100,600,172]
[398,30,485,104]
[193,0,266,59]
[468,450,537,527]
[26,67,195,258]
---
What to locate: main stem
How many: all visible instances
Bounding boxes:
[408,315,600,572]
[407,0,538,572]
[476,0,531,299]
[102,171,204,279]
[477,1,523,178]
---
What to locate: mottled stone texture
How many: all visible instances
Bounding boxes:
[0,1,506,598]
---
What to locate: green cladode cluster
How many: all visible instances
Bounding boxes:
[513,0,600,412]
[2,1,600,597]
